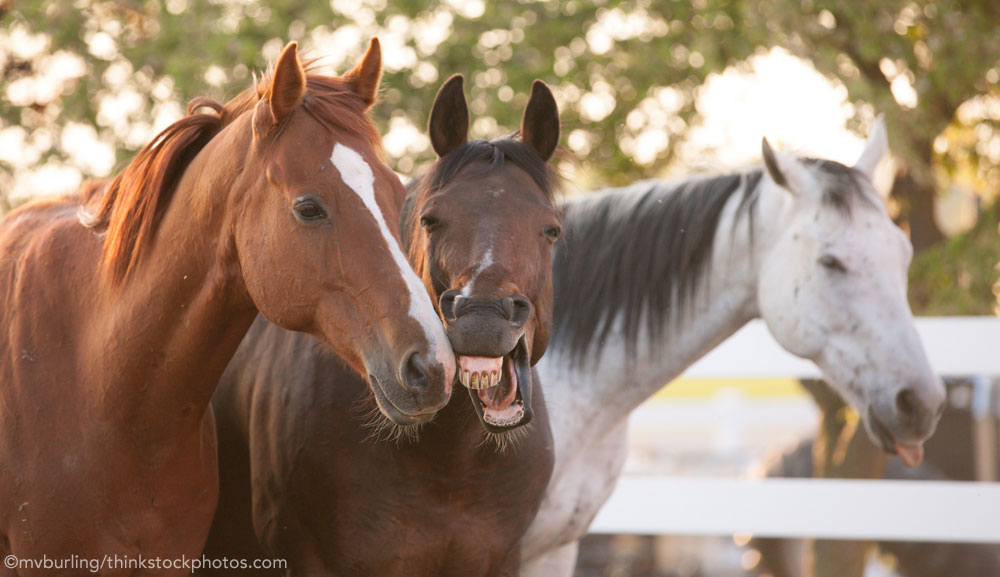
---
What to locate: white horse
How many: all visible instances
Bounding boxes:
[521,117,946,576]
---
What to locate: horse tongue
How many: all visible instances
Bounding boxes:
[895,442,925,468]
[478,367,517,411]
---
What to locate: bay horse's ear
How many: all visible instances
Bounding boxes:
[428,74,469,158]
[255,42,306,137]
[521,80,559,161]
[343,37,382,108]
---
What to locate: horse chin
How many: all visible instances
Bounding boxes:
[459,337,534,434]
[864,406,925,468]
[367,373,439,427]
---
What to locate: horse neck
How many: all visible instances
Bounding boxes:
[540,179,789,446]
[96,120,257,434]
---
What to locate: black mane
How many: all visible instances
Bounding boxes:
[551,159,874,363]
[803,158,879,214]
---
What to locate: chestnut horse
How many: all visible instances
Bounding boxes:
[201,75,562,576]
[0,40,455,575]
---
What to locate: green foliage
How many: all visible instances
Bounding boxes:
[0,1,787,193]
[909,202,1000,315]
[3,1,999,189]
[1,1,998,316]
[755,0,1000,183]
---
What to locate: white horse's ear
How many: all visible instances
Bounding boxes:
[762,137,810,195]
[854,113,889,180]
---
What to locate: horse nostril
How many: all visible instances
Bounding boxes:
[502,295,533,327]
[439,290,462,321]
[895,388,921,424]
[401,351,431,393]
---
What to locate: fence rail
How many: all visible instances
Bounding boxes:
[589,316,1000,543]
[684,316,1000,379]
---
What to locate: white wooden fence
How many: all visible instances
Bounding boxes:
[589,316,1000,543]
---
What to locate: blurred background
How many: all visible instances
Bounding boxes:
[2,1,998,576]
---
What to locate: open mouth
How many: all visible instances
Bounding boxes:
[456,336,532,432]
[866,406,925,468]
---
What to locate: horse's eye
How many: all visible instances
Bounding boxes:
[819,254,847,273]
[293,198,328,222]
[544,225,562,241]
[420,215,440,231]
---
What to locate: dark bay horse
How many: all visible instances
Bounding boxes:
[0,40,454,575]
[202,75,562,576]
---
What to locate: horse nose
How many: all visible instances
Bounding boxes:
[399,350,451,396]
[501,295,533,327]
[895,385,945,432]
[439,290,463,321]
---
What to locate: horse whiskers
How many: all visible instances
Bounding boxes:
[353,395,426,446]
[476,422,532,454]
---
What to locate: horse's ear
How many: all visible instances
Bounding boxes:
[429,74,469,158]
[521,80,559,161]
[343,37,382,108]
[266,42,306,126]
[762,137,810,195]
[854,113,889,180]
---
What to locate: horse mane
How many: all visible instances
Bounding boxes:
[400,137,559,259]
[551,171,762,363]
[802,157,880,214]
[551,157,875,363]
[86,63,381,289]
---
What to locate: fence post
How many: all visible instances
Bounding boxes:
[972,376,998,482]
[800,380,887,577]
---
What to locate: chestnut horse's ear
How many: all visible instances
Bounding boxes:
[255,42,306,138]
[268,42,306,125]
[343,37,382,108]
[428,74,469,158]
[521,80,559,161]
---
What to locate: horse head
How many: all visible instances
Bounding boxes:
[406,75,561,433]
[756,116,945,465]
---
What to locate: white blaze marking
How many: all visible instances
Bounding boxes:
[330,143,452,369]
[461,245,494,297]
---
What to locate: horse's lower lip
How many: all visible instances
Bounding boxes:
[368,374,437,424]
[867,408,897,452]
[482,400,524,427]
[867,407,924,466]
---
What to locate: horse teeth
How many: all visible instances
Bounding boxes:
[461,370,470,387]
[491,372,499,387]
[471,372,480,389]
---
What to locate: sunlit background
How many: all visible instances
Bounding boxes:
[2,2,999,576]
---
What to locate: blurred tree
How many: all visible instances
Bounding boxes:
[0,1,771,198]
[2,1,998,268]
[754,0,1000,250]
[909,200,1000,315]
